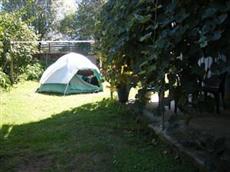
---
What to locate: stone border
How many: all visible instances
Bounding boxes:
[143,109,208,171]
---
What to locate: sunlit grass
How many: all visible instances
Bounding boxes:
[0,81,138,127]
[0,81,110,126]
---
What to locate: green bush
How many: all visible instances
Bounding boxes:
[20,62,44,81]
[0,12,38,85]
[0,68,11,90]
[96,0,230,110]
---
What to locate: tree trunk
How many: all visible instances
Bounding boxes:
[9,59,14,83]
[110,89,114,100]
[158,90,165,130]
[117,84,130,103]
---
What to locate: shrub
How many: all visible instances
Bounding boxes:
[0,68,11,90]
[96,0,230,109]
[20,62,44,81]
[0,12,38,85]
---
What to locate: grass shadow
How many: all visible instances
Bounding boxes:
[36,90,102,97]
[0,99,197,172]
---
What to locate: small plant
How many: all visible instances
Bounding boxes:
[0,68,11,90]
[21,62,44,81]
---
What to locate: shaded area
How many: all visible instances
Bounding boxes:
[141,99,230,172]
[0,99,196,172]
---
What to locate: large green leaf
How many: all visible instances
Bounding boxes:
[202,21,216,34]
[134,14,152,24]
[96,0,230,111]
[217,14,228,24]
[199,32,208,48]
[139,32,152,42]
[175,9,189,23]
[166,1,176,14]
[202,7,217,20]
[158,15,173,27]
[209,31,222,41]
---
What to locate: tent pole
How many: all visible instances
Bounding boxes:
[64,84,69,96]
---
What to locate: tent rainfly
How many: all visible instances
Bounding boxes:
[37,52,103,94]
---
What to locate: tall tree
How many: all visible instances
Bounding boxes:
[0,0,55,40]
[0,12,38,84]
[59,0,105,39]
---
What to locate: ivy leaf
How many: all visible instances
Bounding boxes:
[140,61,148,68]
[141,50,149,55]
[102,31,106,36]
[166,2,176,14]
[225,66,230,73]
[134,14,152,24]
[209,31,222,41]
[138,70,146,75]
[5,52,11,61]
[138,0,146,5]
[148,64,157,72]
[217,14,228,24]
[199,34,208,48]
[202,8,217,20]
[153,23,159,30]
[158,15,173,27]
[140,32,152,42]
[145,23,158,31]
[225,1,230,11]
[156,39,171,49]
[175,9,190,23]
[202,21,216,34]
[200,40,208,48]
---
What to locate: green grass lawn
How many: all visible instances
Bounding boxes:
[0,81,197,172]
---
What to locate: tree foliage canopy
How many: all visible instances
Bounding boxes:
[59,0,105,39]
[96,0,230,107]
[0,12,38,88]
[0,0,56,40]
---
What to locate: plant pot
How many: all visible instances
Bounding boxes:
[117,84,130,103]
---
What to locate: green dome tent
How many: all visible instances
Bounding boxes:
[37,52,103,95]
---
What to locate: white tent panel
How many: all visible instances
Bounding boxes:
[40,52,99,84]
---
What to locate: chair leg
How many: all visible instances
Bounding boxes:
[168,100,171,110]
[215,93,220,114]
[174,100,178,114]
[204,91,207,101]
[221,90,225,109]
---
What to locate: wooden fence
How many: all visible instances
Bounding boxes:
[32,41,98,67]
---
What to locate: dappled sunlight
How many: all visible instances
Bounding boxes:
[0,125,14,139]
[149,93,159,103]
[129,87,138,100]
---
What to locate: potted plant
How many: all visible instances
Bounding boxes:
[104,62,135,103]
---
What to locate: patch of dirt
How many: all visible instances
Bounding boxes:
[189,116,230,149]
[17,154,54,172]
[69,152,113,172]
